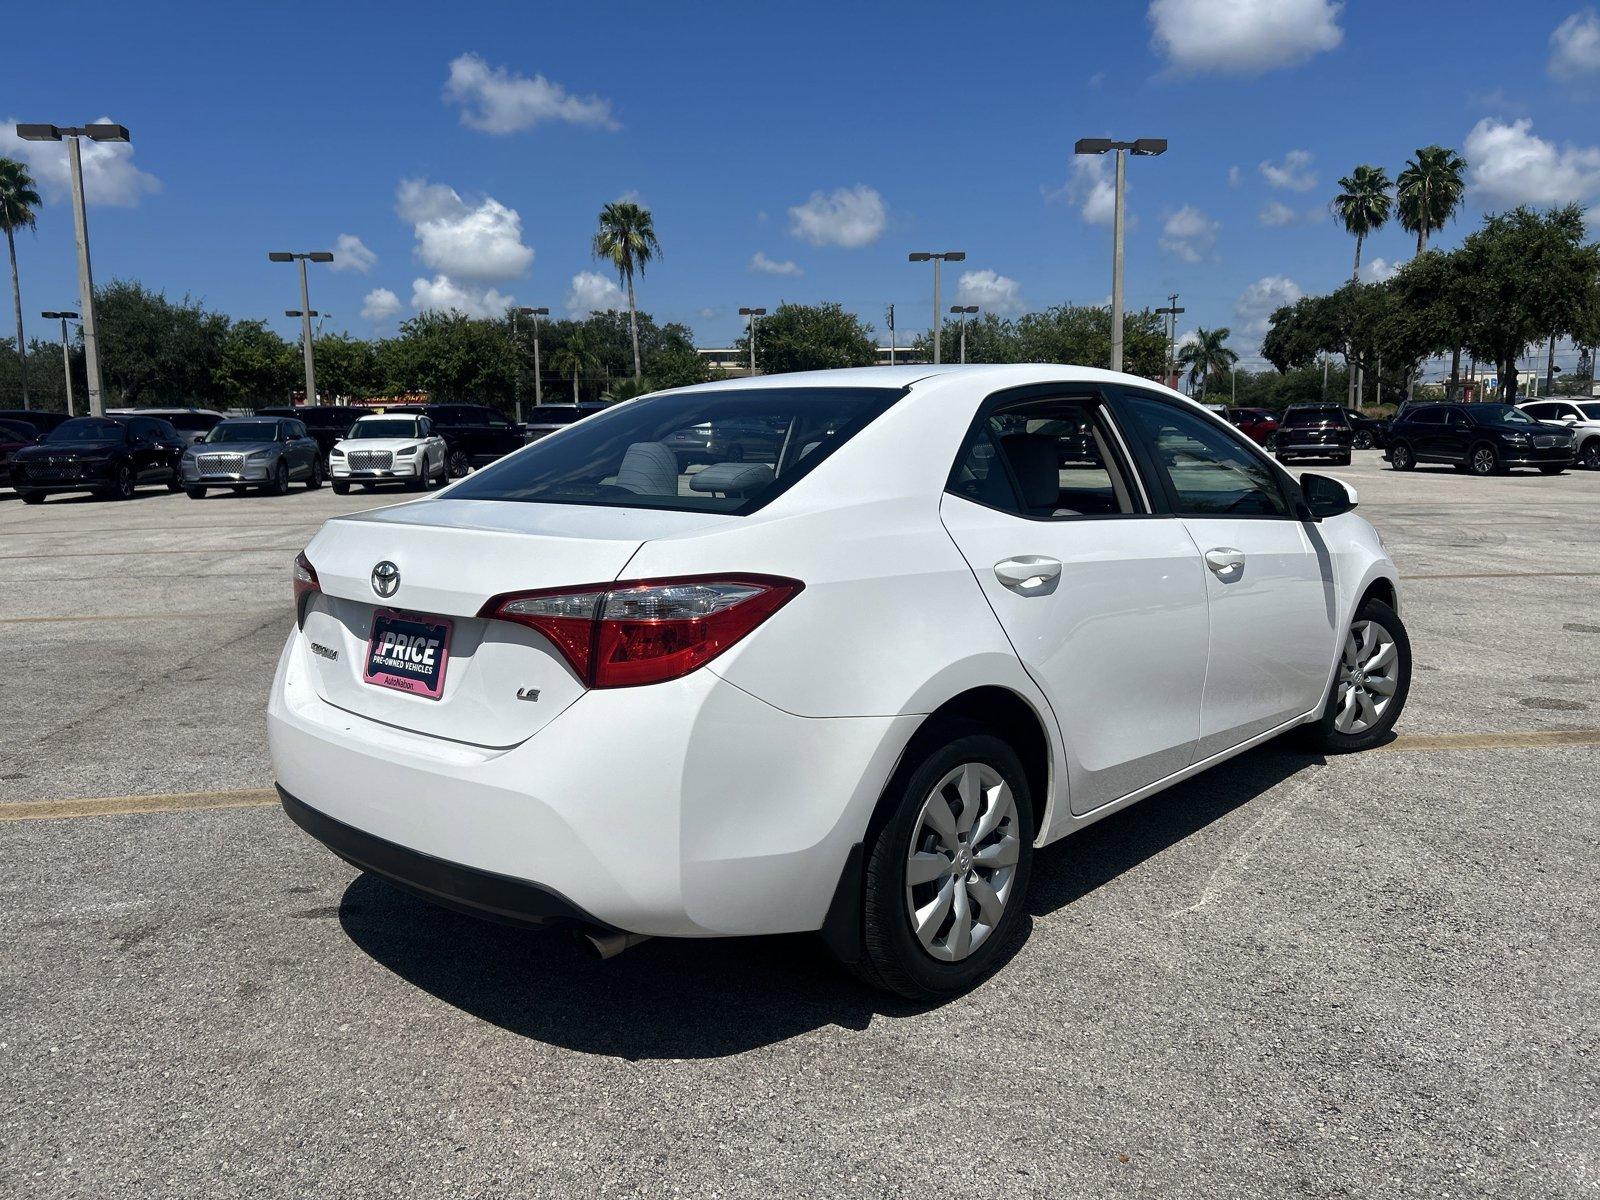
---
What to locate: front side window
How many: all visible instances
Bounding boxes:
[1121,394,1289,517]
[448,387,902,514]
[948,397,1141,518]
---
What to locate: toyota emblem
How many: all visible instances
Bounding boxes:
[371,561,400,598]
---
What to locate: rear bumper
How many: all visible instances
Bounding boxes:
[268,627,915,938]
[1277,441,1352,455]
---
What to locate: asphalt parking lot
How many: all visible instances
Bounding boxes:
[3,458,1597,1199]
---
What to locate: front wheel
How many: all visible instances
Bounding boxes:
[269,462,290,496]
[107,464,136,500]
[849,729,1034,1001]
[1335,452,1352,466]
[1539,464,1566,475]
[331,480,350,496]
[186,487,206,500]
[20,490,44,505]
[1304,598,1412,754]
[1389,442,1415,471]
[1580,440,1600,471]
[1468,442,1500,476]
[305,458,323,490]
[1353,430,1374,450]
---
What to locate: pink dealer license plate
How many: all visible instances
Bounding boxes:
[364,609,453,700]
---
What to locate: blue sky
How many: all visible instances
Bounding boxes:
[5,0,1600,374]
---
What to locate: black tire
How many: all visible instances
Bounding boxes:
[1335,452,1352,466]
[231,485,248,495]
[1389,442,1415,471]
[1353,430,1374,450]
[1580,440,1600,471]
[1303,597,1412,754]
[166,474,184,492]
[269,461,290,496]
[107,463,136,500]
[1265,434,1279,452]
[186,487,206,500]
[849,727,1034,1002]
[305,458,323,490]
[1468,441,1500,476]
[447,450,471,479]
[20,490,44,505]
[1538,464,1565,475]
[331,481,350,496]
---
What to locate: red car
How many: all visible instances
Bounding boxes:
[1228,407,1280,447]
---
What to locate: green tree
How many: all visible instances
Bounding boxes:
[215,319,296,408]
[95,280,228,405]
[311,332,381,401]
[642,335,713,390]
[1455,205,1600,403]
[1332,165,1393,281]
[1397,145,1467,255]
[592,202,661,382]
[0,158,42,409]
[736,301,875,373]
[1176,327,1239,398]
[377,311,514,406]
[549,327,604,403]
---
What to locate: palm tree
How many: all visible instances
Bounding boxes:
[1397,145,1467,255]
[550,329,603,404]
[0,158,42,410]
[592,202,661,382]
[1331,165,1394,281]
[1176,327,1238,399]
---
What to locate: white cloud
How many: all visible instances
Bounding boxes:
[1363,257,1401,282]
[1235,274,1303,337]
[1259,149,1318,191]
[1463,117,1600,209]
[443,52,619,133]
[1159,205,1220,262]
[1549,9,1600,81]
[1258,200,1297,227]
[788,185,887,248]
[330,234,376,274]
[410,275,513,318]
[565,270,624,315]
[1148,0,1343,75]
[1227,165,1243,188]
[360,287,402,322]
[748,251,803,277]
[1050,154,1121,227]
[395,178,534,283]
[956,269,1024,315]
[0,116,161,207]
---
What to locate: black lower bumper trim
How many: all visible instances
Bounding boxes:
[277,785,610,932]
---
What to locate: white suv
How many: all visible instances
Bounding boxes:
[1519,399,1600,470]
[271,366,1409,999]
[328,413,449,494]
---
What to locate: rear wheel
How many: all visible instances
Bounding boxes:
[1468,442,1500,476]
[447,449,471,479]
[186,487,206,500]
[849,729,1034,1001]
[165,474,184,492]
[1389,442,1415,471]
[305,458,323,490]
[1580,440,1600,471]
[1353,430,1374,450]
[1304,598,1411,754]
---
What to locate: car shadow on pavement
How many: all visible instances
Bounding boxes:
[338,742,1322,1060]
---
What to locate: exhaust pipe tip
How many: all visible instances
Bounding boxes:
[580,928,652,961]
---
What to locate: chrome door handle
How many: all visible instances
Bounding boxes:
[1204,547,1246,576]
[994,556,1062,591]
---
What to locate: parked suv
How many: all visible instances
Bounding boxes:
[1343,409,1389,450]
[10,415,187,502]
[106,407,225,446]
[0,409,71,438]
[1276,405,1354,465]
[180,417,323,498]
[1386,403,1576,475]
[1519,399,1600,471]
[523,402,609,445]
[257,406,373,465]
[419,404,525,477]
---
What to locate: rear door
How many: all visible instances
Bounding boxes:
[939,387,1210,814]
[479,407,523,461]
[1117,390,1337,757]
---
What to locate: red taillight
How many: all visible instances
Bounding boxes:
[480,575,803,688]
[293,552,320,625]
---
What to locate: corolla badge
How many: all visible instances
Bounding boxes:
[371,560,400,598]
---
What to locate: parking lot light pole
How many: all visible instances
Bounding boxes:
[510,306,549,417]
[17,123,129,416]
[40,310,79,416]
[1074,137,1166,372]
[909,252,965,364]
[1155,296,1184,387]
[738,307,767,374]
[270,251,334,406]
[950,305,978,364]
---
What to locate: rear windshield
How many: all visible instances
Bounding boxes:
[1284,407,1347,426]
[448,386,903,514]
[168,412,222,432]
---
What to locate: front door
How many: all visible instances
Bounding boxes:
[939,389,1210,816]
[1117,391,1338,756]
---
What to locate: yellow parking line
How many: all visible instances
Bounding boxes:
[0,788,279,822]
[1374,728,1600,752]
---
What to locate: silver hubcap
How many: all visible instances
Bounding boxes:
[1473,448,1494,472]
[1335,619,1399,735]
[905,762,1020,962]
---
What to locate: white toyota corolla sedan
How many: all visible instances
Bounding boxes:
[271,365,1410,999]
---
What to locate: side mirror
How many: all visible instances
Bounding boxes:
[1300,472,1357,520]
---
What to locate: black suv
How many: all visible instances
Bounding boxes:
[1276,404,1354,465]
[420,403,525,476]
[1343,409,1389,450]
[10,415,187,502]
[1385,403,1576,475]
[523,403,609,445]
[256,406,373,464]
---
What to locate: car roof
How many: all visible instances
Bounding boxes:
[664,363,1195,403]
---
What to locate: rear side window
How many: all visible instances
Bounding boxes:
[448,387,903,514]
[1121,394,1290,517]
[948,397,1142,518]
[1409,408,1444,425]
